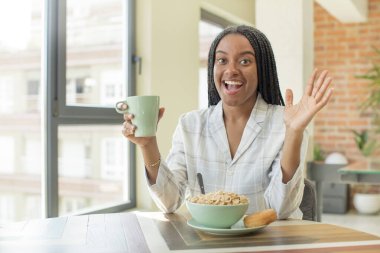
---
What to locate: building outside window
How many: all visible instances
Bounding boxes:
[0,0,135,222]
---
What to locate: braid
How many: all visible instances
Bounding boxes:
[207,25,284,106]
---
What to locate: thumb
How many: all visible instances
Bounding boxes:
[158,107,165,123]
[285,89,293,107]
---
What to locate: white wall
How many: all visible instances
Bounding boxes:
[255,0,314,161]
[256,0,314,103]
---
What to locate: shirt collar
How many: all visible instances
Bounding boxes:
[210,92,269,127]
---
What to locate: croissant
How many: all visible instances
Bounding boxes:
[243,209,277,228]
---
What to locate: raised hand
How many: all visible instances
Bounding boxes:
[284,69,333,132]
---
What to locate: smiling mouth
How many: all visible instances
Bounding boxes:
[223,80,243,91]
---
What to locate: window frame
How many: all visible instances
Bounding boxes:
[43,0,136,217]
[200,9,235,29]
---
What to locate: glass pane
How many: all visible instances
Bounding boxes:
[66,0,125,107]
[58,125,129,215]
[0,0,42,223]
[198,20,223,109]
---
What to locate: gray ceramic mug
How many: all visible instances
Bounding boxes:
[115,95,160,137]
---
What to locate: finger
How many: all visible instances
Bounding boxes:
[285,89,293,107]
[122,125,135,137]
[123,113,134,121]
[311,70,328,97]
[158,107,165,122]
[122,121,136,131]
[306,69,318,96]
[122,126,130,137]
[122,121,134,129]
[315,76,333,103]
[316,88,334,111]
[116,102,128,112]
[126,130,135,137]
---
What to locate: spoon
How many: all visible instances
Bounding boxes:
[197,173,205,194]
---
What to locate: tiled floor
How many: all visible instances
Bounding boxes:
[322,210,380,236]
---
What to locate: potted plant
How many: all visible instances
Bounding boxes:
[352,49,380,214]
[308,144,350,215]
[352,130,377,159]
[313,144,325,162]
[351,131,380,214]
[357,47,380,129]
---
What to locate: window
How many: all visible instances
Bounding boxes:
[0,0,42,222]
[27,80,40,95]
[60,197,87,214]
[0,195,15,223]
[0,137,15,174]
[101,137,127,180]
[25,195,41,220]
[23,138,41,174]
[198,10,233,108]
[0,77,15,114]
[0,0,135,222]
[26,79,40,112]
[66,77,91,104]
[48,0,135,217]
[65,0,126,107]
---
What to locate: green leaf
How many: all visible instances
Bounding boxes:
[351,129,378,156]
[313,144,324,161]
[362,140,378,156]
[355,48,380,146]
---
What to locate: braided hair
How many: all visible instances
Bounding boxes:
[207,25,284,106]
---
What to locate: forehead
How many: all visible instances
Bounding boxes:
[215,33,254,53]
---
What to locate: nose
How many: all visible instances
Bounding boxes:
[225,62,239,76]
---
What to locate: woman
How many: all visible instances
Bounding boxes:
[121,25,333,219]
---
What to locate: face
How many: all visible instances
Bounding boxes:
[213,33,258,108]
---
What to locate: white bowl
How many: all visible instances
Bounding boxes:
[353,193,380,214]
[324,152,348,165]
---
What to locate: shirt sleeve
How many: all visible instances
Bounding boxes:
[263,130,309,219]
[146,117,188,213]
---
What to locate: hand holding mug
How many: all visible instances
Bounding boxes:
[116,96,164,147]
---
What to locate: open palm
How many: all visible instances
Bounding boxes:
[284,69,333,131]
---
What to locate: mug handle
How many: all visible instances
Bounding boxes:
[115,101,128,114]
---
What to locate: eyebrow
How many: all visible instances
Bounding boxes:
[215,50,255,57]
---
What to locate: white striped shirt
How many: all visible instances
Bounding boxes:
[148,94,307,219]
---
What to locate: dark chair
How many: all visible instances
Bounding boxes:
[300,178,317,221]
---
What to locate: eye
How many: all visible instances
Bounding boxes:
[240,59,251,65]
[216,58,226,65]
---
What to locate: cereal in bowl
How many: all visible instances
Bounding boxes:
[189,190,248,205]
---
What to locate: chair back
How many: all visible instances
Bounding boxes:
[300,178,317,221]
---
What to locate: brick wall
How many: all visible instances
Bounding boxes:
[314,0,380,166]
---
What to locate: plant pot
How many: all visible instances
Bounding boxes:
[353,193,380,214]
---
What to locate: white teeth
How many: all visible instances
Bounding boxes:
[224,80,242,85]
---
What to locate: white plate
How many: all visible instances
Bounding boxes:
[187,218,267,236]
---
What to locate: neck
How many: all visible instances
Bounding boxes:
[223,97,256,122]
